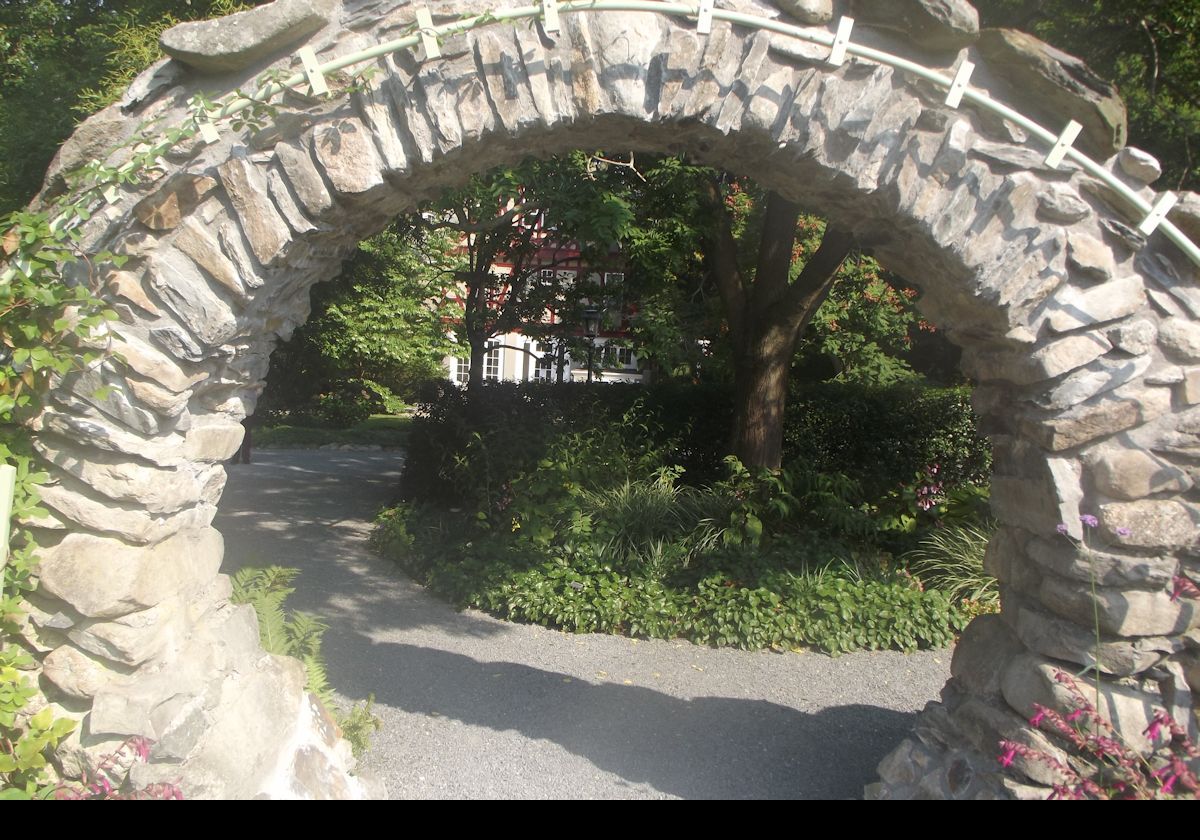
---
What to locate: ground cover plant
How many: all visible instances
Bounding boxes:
[375,380,995,655]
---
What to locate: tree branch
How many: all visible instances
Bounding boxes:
[780,225,855,334]
[749,191,802,319]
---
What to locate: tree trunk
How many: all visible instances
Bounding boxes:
[467,335,486,392]
[703,183,855,470]
[730,335,794,470]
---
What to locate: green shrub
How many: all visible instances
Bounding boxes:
[905,521,1000,616]
[231,567,381,758]
[386,380,989,656]
[376,496,972,655]
[783,381,990,500]
[403,380,988,507]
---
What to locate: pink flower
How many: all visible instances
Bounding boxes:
[1115,527,1132,537]
[1170,575,1200,602]
[1079,514,1099,528]
[1154,766,1179,795]
[999,745,1018,768]
[1056,523,1069,535]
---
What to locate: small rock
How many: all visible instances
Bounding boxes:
[42,645,127,700]
[1106,319,1157,355]
[1036,186,1091,224]
[1088,446,1193,501]
[1039,573,1196,637]
[217,153,292,267]
[133,173,218,231]
[1066,231,1116,283]
[1117,147,1162,184]
[1099,499,1196,548]
[1043,275,1145,333]
[976,29,1127,159]
[773,0,832,25]
[1158,317,1200,362]
[1100,218,1148,252]
[1167,191,1200,245]
[1024,534,1177,588]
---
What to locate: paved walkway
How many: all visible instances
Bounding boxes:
[215,449,952,799]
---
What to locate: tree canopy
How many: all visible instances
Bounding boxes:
[979,0,1200,189]
[257,224,459,425]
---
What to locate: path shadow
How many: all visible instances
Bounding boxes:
[332,638,918,799]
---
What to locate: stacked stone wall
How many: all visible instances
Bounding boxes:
[14,0,1198,797]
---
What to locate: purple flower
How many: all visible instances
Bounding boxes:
[1056,523,1069,535]
[1115,527,1132,537]
[1079,514,1099,529]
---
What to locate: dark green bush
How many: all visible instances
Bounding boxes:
[385,379,989,655]
[402,380,733,504]
[403,380,986,506]
[783,382,990,499]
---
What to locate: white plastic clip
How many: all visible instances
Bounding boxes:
[415,7,441,59]
[828,16,854,66]
[197,119,220,145]
[696,0,714,34]
[944,60,974,109]
[298,47,329,97]
[1138,191,1179,236]
[542,0,560,33]
[1044,120,1082,168]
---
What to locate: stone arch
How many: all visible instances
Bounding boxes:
[21,0,1200,798]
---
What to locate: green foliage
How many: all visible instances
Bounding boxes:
[255,414,413,449]
[381,381,987,655]
[0,95,124,799]
[406,380,989,510]
[377,501,970,655]
[0,650,75,799]
[905,521,1000,616]
[259,224,458,421]
[979,0,1200,191]
[230,567,381,758]
[796,253,926,385]
[784,382,990,502]
[0,0,265,215]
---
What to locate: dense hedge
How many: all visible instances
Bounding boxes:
[783,382,990,498]
[402,380,989,505]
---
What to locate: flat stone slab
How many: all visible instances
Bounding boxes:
[160,0,337,74]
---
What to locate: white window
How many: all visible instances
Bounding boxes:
[616,347,635,369]
[455,357,470,384]
[603,272,624,288]
[534,342,553,381]
[485,342,501,381]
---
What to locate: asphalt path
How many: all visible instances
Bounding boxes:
[214,449,952,799]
